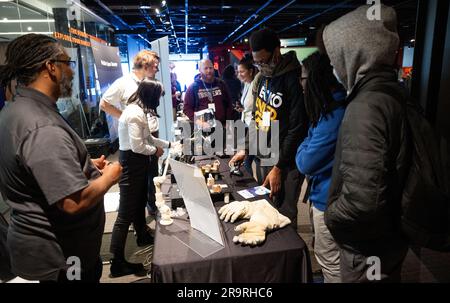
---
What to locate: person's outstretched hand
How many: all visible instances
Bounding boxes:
[262,166,281,198]
[229,150,246,167]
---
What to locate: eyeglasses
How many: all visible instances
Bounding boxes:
[52,60,76,69]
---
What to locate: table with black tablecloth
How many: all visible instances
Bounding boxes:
[151,156,312,283]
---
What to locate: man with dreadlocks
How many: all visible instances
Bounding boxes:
[295,51,347,283]
[0,34,122,282]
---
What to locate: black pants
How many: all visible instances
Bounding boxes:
[146,154,159,213]
[110,150,149,258]
[41,256,103,283]
[0,214,14,282]
[339,242,409,283]
[255,158,304,227]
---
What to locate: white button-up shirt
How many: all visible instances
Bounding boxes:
[102,73,141,111]
[118,104,169,155]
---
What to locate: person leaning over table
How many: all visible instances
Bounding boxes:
[109,79,178,278]
[229,28,308,228]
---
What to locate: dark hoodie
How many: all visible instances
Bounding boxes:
[323,4,400,94]
[323,5,410,254]
[251,51,307,169]
[183,77,233,124]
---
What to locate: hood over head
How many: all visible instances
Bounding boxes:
[323,4,399,92]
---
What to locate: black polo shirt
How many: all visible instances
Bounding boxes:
[0,87,105,281]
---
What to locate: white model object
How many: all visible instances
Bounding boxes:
[153,175,172,224]
[152,141,183,226]
[159,204,173,226]
[207,174,215,187]
[218,199,291,246]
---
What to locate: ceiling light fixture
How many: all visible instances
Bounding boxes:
[27,26,32,31]
[0,19,55,23]
[155,8,160,14]
[0,31,53,35]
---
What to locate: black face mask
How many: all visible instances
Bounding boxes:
[255,52,277,78]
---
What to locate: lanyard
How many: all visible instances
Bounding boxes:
[241,83,250,104]
[264,78,270,103]
[202,79,214,103]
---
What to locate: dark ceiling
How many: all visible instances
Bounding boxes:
[81,0,418,54]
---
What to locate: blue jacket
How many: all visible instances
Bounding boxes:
[296,91,346,211]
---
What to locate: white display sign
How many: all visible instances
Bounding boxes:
[169,159,224,246]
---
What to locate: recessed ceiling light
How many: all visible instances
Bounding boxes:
[27,26,32,31]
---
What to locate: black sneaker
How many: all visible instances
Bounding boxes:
[110,258,145,278]
[136,232,154,247]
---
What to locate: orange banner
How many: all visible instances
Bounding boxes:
[69,27,107,45]
[53,31,91,47]
[53,27,107,47]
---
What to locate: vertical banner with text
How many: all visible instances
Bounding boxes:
[90,38,123,141]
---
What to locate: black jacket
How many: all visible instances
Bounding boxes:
[325,69,411,254]
[251,51,308,169]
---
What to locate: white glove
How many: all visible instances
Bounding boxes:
[232,222,266,246]
[218,201,256,223]
[231,199,291,246]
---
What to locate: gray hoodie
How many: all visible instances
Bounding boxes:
[323,4,399,93]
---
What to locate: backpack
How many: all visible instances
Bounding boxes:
[376,84,450,251]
